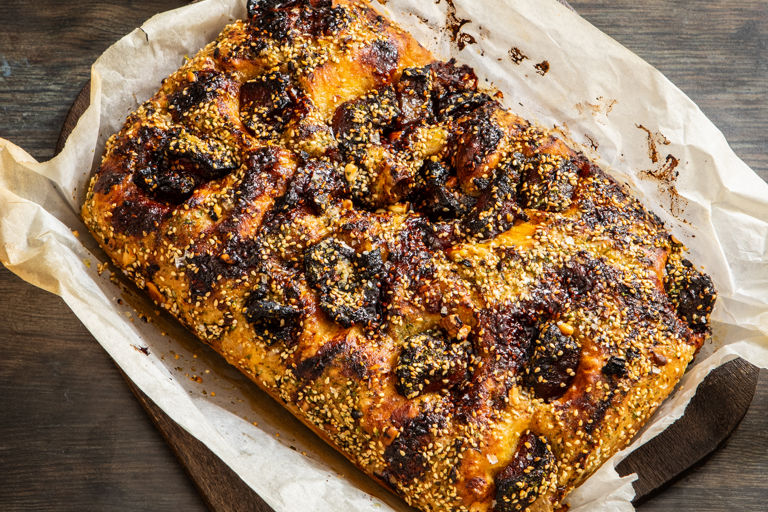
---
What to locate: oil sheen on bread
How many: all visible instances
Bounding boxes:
[82,1,716,510]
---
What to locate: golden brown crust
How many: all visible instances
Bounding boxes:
[81,2,716,511]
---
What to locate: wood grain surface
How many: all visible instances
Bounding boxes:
[1,1,766,511]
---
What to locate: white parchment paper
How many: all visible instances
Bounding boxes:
[1,1,767,510]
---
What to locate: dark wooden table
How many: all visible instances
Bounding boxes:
[1,1,766,510]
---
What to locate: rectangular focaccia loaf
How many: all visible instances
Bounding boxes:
[82,1,716,510]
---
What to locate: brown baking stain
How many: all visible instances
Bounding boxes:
[509,47,528,65]
[132,344,150,356]
[641,154,687,216]
[585,134,599,151]
[636,124,671,164]
[534,60,550,76]
[642,154,678,182]
[414,13,432,27]
[551,122,572,142]
[438,0,477,51]
[638,124,658,163]
[575,97,618,116]
[458,33,478,51]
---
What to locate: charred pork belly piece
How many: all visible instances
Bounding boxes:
[244,280,301,345]
[248,0,351,40]
[395,330,471,399]
[279,158,347,214]
[333,87,420,206]
[333,86,399,156]
[463,159,526,240]
[134,130,239,203]
[383,412,447,484]
[240,71,300,139]
[453,105,505,193]
[304,238,383,327]
[494,432,556,512]
[524,323,581,401]
[395,66,434,127]
[168,70,231,121]
[412,160,475,219]
[430,59,479,101]
[664,250,716,333]
[518,154,579,212]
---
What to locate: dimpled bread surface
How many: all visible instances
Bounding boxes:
[82,1,716,511]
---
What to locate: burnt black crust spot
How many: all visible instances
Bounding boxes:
[294,339,348,382]
[437,90,495,123]
[384,412,447,484]
[93,168,126,195]
[134,131,240,203]
[493,431,555,512]
[363,38,400,82]
[168,70,228,120]
[395,330,471,399]
[247,0,296,17]
[235,147,286,207]
[340,348,370,380]
[583,394,614,435]
[519,154,578,212]
[454,106,504,185]
[332,86,399,156]
[474,307,536,374]
[304,238,383,327]
[664,256,716,333]
[378,218,440,310]
[240,71,299,139]
[249,0,350,40]
[396,67,434,127]
[111,198,168,237]
[321,6,352,35]
[165,133,239,180]
[185,235,265,298]
[135,165,196,202]
[463,161,525,240]
[602,356,628,378]
[245,282,301,345]
[280,158,347,214]
[524,323,581,402]
[187,252,228,298]
[412,160,475,220]
[560,251,601,296]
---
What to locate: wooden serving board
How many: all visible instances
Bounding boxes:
[59,73,759,510]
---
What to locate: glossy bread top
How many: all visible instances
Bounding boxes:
[82,1,716,511]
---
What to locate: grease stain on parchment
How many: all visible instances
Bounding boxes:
[508,47,529,65]
[436,0,477,50]
[584,134,599,151]
[534,60,550,76]
[636,124,671,163]
[575,96,618,117]
[132,344,151,356]
[641,154,688,216]
[634,125,686,216]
